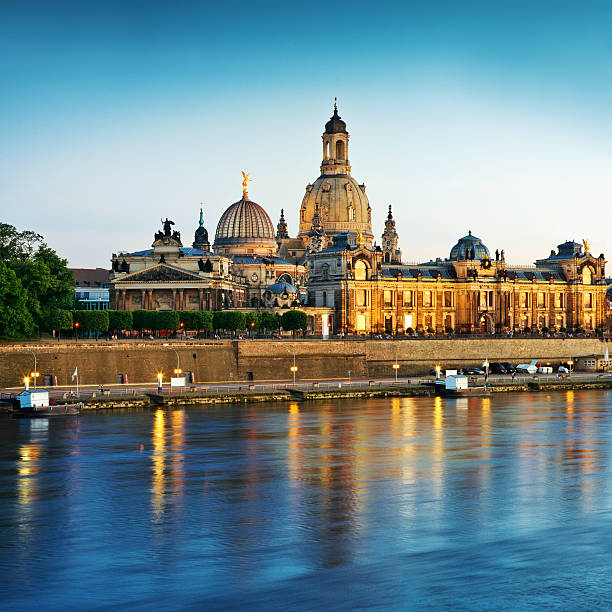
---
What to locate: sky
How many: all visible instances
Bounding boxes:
[1,0,612,268]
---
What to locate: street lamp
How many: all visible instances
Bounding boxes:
[280,344,297,384]
[435,364,441,380]
[24,348,37,389]
[74,321,80,341]
[164,345,181,377]
[392,362,400,382]
[567,359,573,374]
[23,376,30,390]
[157,372,163,393]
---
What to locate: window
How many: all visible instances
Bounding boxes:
[354,260,367,280]
[384,290,393,307]
[444,291,452,308]
[537,293,545,308]
[321,264,329,281]
[584,293,593,308]
[424,291,432,308]
[356,289,367,307]
[322,291,327,307]
[520,292,529,308]
[356,313,366,331]
[488,291,494,307]
[583,267,592,285]
[554,293,563,308]
[335,139,345,159]
[403,291,413,307]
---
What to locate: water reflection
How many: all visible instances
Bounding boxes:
[3,391,612,609]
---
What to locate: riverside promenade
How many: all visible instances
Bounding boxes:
[3,372,612,412]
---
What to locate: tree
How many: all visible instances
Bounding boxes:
[224,311,246,331]
[259,311,280,331]
[156,310,179,333]
[41,308,73,338]
[72,310,108,338]
[281,310,307,334]
[0,262,35,338]
[108,310,133,333]
[0,224,74,333]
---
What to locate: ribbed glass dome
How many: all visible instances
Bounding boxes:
[449,231,490,261]
[214,197,276,247]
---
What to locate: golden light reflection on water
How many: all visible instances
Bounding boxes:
[288,402,301,483]
[152,409,165,519]
[170,410,185,503]
[18,444,41,507]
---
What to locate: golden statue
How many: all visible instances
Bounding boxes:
[582,239,590,254]
[241,171,252,197]
[357,230,364,247]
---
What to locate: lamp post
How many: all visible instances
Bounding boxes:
[280,344,297,384]
[74,321,80,341]
[164,345,181,377]
[392,363,400,382]
[24,348,37,389]
[567,359,573,374]
[435,364,441,380]
[157,372,163,393]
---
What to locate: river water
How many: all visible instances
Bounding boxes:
[1,391,612,610]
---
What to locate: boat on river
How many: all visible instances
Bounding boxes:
[12,389,81,418]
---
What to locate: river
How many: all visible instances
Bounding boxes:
[1,391,612,610]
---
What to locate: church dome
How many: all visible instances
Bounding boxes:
[449,231,490,261]
[325,107,347,134]
[214,196,277,256]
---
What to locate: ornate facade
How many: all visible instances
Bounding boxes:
[109,103,608,336]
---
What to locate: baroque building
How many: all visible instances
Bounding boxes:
[109,103,608,336]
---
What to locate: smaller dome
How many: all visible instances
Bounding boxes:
[268,280,298,294]
[449,230,490,261]
[325,106,347,134]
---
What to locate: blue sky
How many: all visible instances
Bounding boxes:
[2,1,612,266]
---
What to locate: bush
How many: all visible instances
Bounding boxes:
[259,311,281,331]
[133,309,153,331]
[426,327,435,335]
[72,310,109,334]
[445,326,454,334]
[406,327,414,335]
[156,310,179,333]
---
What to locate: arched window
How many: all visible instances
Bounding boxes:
[354,260,367,280]
[335,139,345,159]
[582,267,592,285]
[322,291,327,306]
[321,264,329,281]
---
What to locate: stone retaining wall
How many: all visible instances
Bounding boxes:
[0,338,607,387]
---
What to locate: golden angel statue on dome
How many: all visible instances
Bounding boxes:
[582,239,590,254]
[241,171,252,197]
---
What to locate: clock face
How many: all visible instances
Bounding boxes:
[251,273,258,282]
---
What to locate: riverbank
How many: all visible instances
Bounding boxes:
[3,376,612,413]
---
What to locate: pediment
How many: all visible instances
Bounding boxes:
[116,264,201,283]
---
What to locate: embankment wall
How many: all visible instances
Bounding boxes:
[0,338,607,387]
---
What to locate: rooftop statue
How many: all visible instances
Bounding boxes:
[582,239,590,254]
[162,218,175,237]
[241,171,252,198]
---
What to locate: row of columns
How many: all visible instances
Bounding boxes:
[113,288,234,311]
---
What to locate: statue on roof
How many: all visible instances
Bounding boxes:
[162,218,174,237]
[582,239,590,254]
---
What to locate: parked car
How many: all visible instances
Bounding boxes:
[466,368,485,375]
[489,363,507,374]
[502,363,516,373]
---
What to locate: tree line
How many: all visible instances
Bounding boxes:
[0,223,75,339]
[64,309,308,338]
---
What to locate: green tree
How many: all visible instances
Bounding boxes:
[259,311,280,331]
[108,310,133,333]
[281,310,308,334]
[213,310,227,331]
[41,308,73,338]
[0,224,75,332]
[157,310,179,333]
[0,262,35,338]
[224,311,246,331]
[72,309,108,338]
[133,309,153,333]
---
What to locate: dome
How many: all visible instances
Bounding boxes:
[268,280,298,294]
[449,231,490,261]
[299,175,372,239]
[214,196,277,256]
[325,107,347,134]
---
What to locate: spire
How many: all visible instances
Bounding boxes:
[193,204,210,251]
[334,96,338,113]
[199,205,205,227]
[382,203,401,263]
[276,208,289,241]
